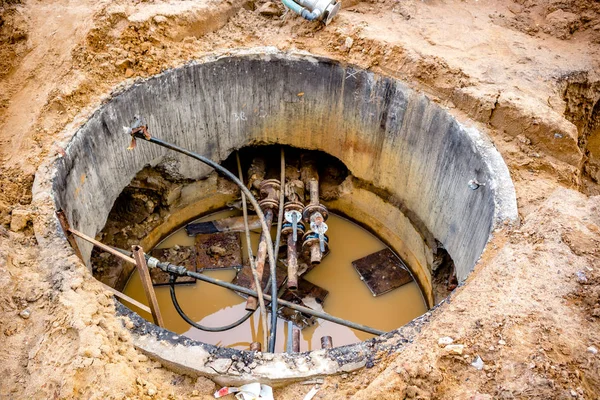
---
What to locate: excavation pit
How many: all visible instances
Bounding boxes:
[38,49,518,385]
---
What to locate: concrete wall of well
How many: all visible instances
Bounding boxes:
[52,50,516,284]
[45,49,518,382]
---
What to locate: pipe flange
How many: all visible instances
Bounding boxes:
[281,221,306,237]
[284,201,304,214]
[259,197,280,211]
[302,204,328,221]
[259,178,281,194]
[302,230,329,250]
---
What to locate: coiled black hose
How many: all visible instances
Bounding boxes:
[169,274,253,332]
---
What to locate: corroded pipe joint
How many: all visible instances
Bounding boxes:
[258,179,281,212]
[302,203,328,222]
[284,200,304,214]
[281,221,306,238]
[302,231,329,264]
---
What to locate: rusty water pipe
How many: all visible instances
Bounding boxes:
[302,179,329,264]
[245,179,280,311]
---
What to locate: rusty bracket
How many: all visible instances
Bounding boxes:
[126,115,151,150]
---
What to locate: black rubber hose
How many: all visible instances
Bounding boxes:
[169,274,253,332]
[130,132,279,349]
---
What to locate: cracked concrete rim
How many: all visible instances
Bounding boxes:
[31,48,518,386]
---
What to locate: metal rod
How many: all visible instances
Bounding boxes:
[246,209,274,311]
[287,233,299,290]
[171,264,385,336]
[237,152,269,349]
[269,147,286,352]
[286,321,293,354]
[63,229,386,336]
[132,245,164,327]
[68,227,136,265]
[100,283,152,314]
[56,210,84,261]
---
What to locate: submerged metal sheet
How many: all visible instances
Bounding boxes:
[149,246,197,285]
[352,248,413,296]
[195,232,243,271]
[232,262,288,297]
[279,279,329,329]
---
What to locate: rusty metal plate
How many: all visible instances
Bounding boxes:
[352,248,413,296]
[149,246,197,286]
[195,232,243,271]
[278,279,329,329]
[232,261,288,297]
[281,278,329,305]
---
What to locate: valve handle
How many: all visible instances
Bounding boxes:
[285,210,302,242]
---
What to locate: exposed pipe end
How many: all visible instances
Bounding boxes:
[310,244,322,264]
[323,1,341,25]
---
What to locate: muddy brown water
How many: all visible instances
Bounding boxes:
[122,211,427,352]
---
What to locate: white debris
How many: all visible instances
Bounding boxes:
[442,344,465,356]
[471,356,484,370]
[576,271,588,284]
[214,383,273,400]
[438,336,454,347]
[19,309,31,319]
[587,346,598,355]
[498,339,506,345]
[303,386,320,400]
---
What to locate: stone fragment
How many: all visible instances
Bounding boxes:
[587,346,598,355]
[471,355,484,370]
[442,344,464,356]
[153,15,167,24]
[342,37,354,51]
[10,209,31,232]
[257,2,282,16]
[438,336,454,347]
[115,59,132,71]
[19,309,31,319]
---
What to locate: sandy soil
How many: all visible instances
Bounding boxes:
[0,0,599,398]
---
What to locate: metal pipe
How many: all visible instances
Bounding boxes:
[287,233,299,290]
[292,326,300,352]
[268,148,286,353]
[94,242,386,337]
[186,215,262,235]
[127,130,278,332]
[132,246,164,327]
[286,320,294,354]
[320,336,333,349]
[250,342,262,352]
[237,153,269,349]
[67,216,385,336]
[152,257,385,336]
[246,209,274,311]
